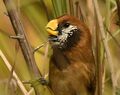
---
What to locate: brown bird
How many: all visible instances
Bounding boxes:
[46,15,96,95]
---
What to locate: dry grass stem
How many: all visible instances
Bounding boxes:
[93,0,116,95]
[0,50,28,95]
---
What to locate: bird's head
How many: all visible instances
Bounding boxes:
[46,15,91,50]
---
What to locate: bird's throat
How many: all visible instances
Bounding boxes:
[52,46,71,70]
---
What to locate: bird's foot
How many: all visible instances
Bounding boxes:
[39,77,48,85]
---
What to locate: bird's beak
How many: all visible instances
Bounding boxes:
[46,19,58,36]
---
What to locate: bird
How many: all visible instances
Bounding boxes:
[46,15,96,95]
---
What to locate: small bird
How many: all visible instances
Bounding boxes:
[46,15,96,95]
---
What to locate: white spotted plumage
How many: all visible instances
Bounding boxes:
[49,24,78,49]
[57,25,77,44]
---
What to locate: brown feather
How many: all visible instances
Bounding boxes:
[49,15,96,95]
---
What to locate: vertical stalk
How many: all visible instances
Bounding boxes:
[3,0,43,94]
[87,0,95,34]
[95,22,102,95]
[116,0,120,25]
[93,0,115,95]
[69,0,74,16]
[75,1,85,23]
[75,1,79,18]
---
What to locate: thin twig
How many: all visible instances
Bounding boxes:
[0,50,28,95]
[42,43,49,77]
[33,41,49,53]
[95,19,102,95]
[108,29,120,41]
[101,49,105,94]
[6,44,19,95]
[105,26,120,48]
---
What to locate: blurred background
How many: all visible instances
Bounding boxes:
[0,0,120,95]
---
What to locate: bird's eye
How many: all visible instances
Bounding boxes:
[63,23,70,28]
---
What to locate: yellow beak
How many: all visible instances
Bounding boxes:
[46,19,58,36]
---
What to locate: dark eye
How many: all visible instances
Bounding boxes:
[63,23,70,28]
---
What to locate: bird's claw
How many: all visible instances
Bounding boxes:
[39,77,48,85]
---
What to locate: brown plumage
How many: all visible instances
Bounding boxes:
[46,15,96,95]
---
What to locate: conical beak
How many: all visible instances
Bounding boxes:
[46,19,58,36]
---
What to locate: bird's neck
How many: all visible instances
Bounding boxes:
[64,44,94,64]
[52,43,95,70]
[52,46,71,70]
